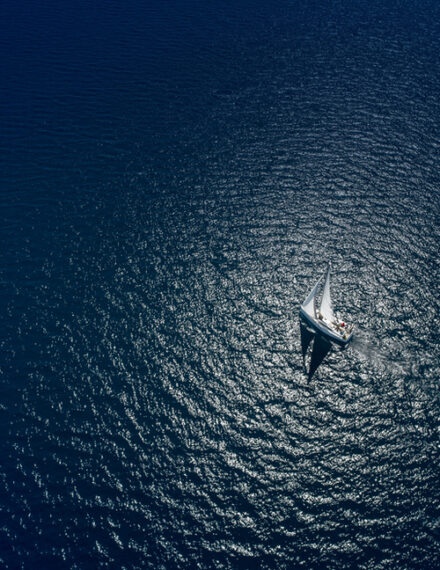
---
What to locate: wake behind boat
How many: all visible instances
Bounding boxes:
[300,264,354,345]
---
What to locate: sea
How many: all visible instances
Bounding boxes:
[1,0,440,568]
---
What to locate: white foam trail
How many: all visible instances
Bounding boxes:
[350,328,408,376]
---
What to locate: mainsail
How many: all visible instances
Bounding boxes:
[320,264,335,322]
[300,263,353,345]
[301,274,323,318]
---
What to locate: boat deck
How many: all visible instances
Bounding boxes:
[301,309,353,344]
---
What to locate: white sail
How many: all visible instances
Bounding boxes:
[320,264,335,322]
[299,263,353,345]
[301,274,323,318]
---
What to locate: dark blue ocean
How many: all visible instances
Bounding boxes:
[2,1,440,568]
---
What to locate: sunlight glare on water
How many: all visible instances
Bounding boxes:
[1,0,440,568]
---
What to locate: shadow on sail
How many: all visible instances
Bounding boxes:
[300,318,332,380]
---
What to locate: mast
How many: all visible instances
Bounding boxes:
[319,263,335,322]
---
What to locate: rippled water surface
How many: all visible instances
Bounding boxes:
[2,0,440,568]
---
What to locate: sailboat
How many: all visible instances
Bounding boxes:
[299,264,354,345]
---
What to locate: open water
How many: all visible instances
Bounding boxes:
[1,0,440,568]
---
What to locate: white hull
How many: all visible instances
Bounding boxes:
[300,308,353,345]
[299,265,353,345]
